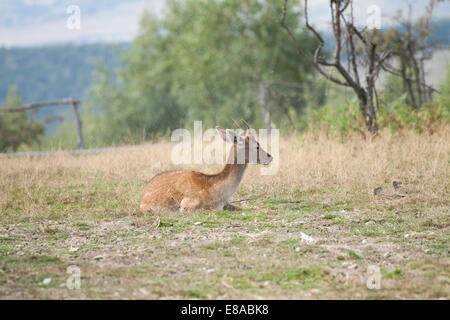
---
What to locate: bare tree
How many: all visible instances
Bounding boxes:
[383,0,439,108]
[280,0,398,133]
[258,82,276,130]
[255,79,320,130]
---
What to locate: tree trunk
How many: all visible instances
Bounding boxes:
[365,45,379,134]
[401,58,418,109]
[363,101,378,134]
[410,53,423,108]
[70,101,85,149]
[259,82,275,131]
[419,58,432,104]
[356,92,378,134]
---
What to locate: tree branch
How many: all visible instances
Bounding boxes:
[0,98,81,113]
[280,0,351,87]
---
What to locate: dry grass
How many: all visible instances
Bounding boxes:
[0,127,449,299]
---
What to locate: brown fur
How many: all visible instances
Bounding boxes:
[140,127,272,212]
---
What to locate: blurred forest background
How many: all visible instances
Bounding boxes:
[1,0,450,152]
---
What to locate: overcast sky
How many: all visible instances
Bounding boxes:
[0,0,449,47]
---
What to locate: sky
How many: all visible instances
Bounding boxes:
[0,0,449,47]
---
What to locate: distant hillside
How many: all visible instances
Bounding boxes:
[430,19,450,46]
[0,18,448,135]
[0,43,126,132]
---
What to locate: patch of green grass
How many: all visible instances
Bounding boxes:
[280,239,300,246]
[248,265,330,286]
[184,287,208,299]
[0,245,15,255]
[202,241,226,250]
[238,211,267,222]
[73,221,92,230]
[1,135,448,299]
[43,226,62,234]
[0,255,61,274]
[259,223,278,229]
[222,249,236,257]
[232,278,254,289]
[421,219,441,228]
[231,237,246,245]
[48,231,70,240]
[385,269,405,279]
[347,250,362,260]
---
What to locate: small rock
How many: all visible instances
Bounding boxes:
[365,221,374,225]
[374,186,383,195]
[383,252,391,258]
[42,278,51,285]
[117,238,123,242]
[206,268,215,274]
[139,288,149,295]
[311,289,321,294]
[69,247,79,252]
[300,232,315,244]
[93,255,104,261]
[340,209,346,214]
[362,239,367,244]
[194,221,203,226]
[348,264,358,269]
[392,180,402,190]
[294,247,301,252]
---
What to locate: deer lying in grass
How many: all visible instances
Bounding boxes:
[140,122,272,212]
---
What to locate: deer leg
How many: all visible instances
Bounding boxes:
[223,203,241,211]
[180,197,201,212]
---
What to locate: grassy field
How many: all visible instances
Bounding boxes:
[0,128,449,299]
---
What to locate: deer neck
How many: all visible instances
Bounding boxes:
[212,145,248,197]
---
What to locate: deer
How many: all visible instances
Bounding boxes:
[140,120,272,212]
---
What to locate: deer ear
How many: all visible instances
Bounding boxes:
[216,126,239,144]
[216,126,227,141]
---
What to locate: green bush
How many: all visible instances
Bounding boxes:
[306,99,363,136]
[305,67,450,136]
[305,98,448,137]
[377,94,449,133]
[437,64,450,113]
[0,86,44,152]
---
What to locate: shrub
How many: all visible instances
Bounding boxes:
[304,67,450,137]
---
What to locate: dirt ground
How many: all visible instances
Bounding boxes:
[0,128,449,299]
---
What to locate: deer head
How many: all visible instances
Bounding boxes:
[216,122,272,165]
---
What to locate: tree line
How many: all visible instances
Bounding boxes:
[1,0,449,152]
